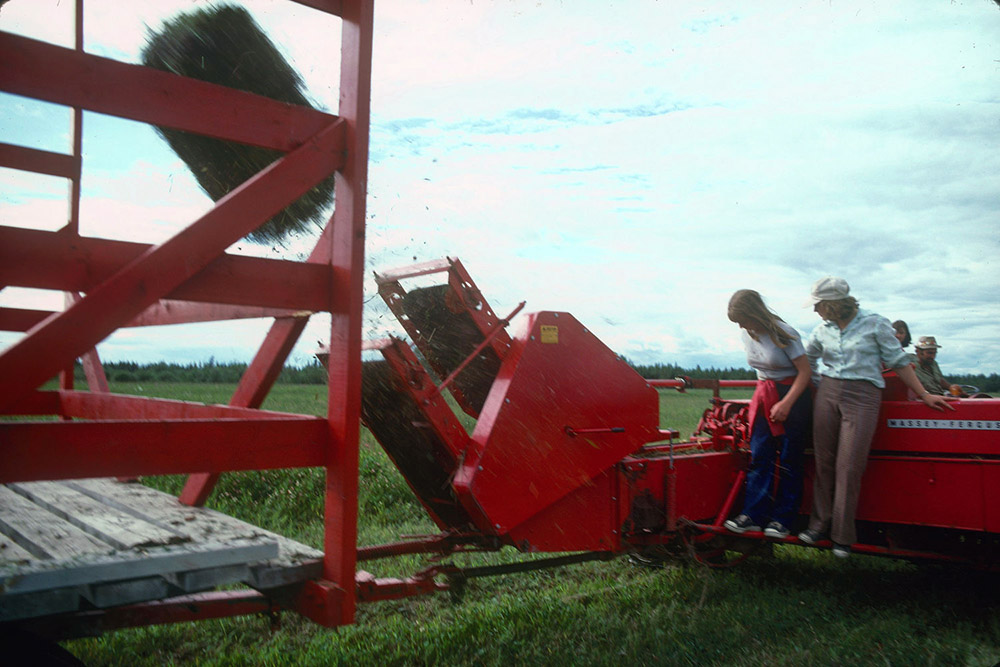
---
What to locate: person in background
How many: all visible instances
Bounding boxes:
[799,277,953,558]
[723,290,812,539]
[913,336,965,396]
[892,320,913,352]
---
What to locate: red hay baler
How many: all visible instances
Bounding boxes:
[326,257,1000,588]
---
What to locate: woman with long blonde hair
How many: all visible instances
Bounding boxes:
[723,289,813,539]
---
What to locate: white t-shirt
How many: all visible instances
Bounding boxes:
[741,321,806,381]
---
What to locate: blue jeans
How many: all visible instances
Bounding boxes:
[742,382,811,527]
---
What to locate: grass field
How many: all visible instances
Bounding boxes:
[61,383,1000,666]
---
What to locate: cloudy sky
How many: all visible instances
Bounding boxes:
[1,0,998,376]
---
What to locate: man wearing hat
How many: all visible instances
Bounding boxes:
[913,336,961,396]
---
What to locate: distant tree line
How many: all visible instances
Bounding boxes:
[74,359,327,385]
[625,360,756,381]
[626,359,1000,393]
[75,358,998,392]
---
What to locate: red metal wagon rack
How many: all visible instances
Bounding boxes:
[4,0,999,648]
[1,0,375,635]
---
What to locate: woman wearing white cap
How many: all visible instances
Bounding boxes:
[798,277,953,558]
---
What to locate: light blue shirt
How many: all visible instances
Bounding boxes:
[805,309,910,389]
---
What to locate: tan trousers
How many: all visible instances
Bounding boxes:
[808,377,882,545]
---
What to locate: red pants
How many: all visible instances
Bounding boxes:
[808,377,882,545]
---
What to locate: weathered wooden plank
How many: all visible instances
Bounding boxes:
[0,587,81,623]
[7,481,189,550]
[165,563,250,593]
[68,479,324,566]
[0,534,36,564]
[67,479,270,542]
[0,538,278,596]
[0,478,324,623]
[0,486,111,560]
[249,558,324,590]
[83,577,172,609]
[64,479,206,536]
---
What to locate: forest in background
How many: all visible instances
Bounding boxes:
[73,358,1000,392]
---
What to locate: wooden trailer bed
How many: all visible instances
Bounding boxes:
[0,478,322,624]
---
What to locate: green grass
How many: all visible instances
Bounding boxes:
[62,383,1000,665]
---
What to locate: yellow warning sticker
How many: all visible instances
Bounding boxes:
[540,325,559,344]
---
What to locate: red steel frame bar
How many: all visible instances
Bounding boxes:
[376,257,513,365]
[431,300,526,399]
[648,378,757,393]
[0,0,373,629]
[179,221,336,507]
[689,522,973,565]
[298,0,374,626]
[375,257,513,417]
[16,591,279,641]
[0,226,333,311]
[0,119,346,412]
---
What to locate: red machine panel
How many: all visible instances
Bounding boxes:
[625,450,741,527]
[848,398,1000,532]
[856,458,987,531]
[985,465,1000,533]
[872,399,1000,456]
[453,312,660,534]
[506,469,622,552]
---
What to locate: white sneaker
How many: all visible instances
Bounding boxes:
[763,521,790,539]
[724,514,761,534]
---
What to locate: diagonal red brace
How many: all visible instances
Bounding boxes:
[431,300,525,399]
[179,222,336,506]
[0,119,345,411]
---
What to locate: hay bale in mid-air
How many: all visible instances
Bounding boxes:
[141,4,334,245]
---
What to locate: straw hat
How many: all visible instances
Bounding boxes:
[914,336,942,350]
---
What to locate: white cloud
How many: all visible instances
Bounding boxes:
[2,0,998,378]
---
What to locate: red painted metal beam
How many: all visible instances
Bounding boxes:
[0,418,329,483]
[0,118,346,411]
[0,226,333,311]
[79,347,109,393]
[356,533,491,561]
[53,390,313,421]
[0,31,337,151]
[295,579,349,627]
[0,142,76,179]
[178,318,311,506]
[126,302,307,327]
[0,303,306,331]
[0,307,49,332]
[291,0,344,15]
[180,223,336,507]
[66,292,110,395]
[22,591,278,641]
[305,0,374,628]
[355,570,447,602]
[689,523,973,565]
